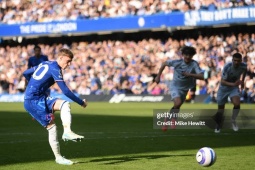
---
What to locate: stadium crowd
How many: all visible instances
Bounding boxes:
[1,0,255,24]
[0,31,255,103]
[0,0,255,103]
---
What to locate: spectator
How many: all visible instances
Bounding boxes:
[131,80,144,94]
[77,80,91,95]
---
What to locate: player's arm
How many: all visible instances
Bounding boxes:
[155,61,170,83]
[183,72,204,80]
[23,66,38,81]
[56,80,87,107]
[182,62,204,80]
[220,79,241,87]
[220,66,240,87]
[219,63,239,87]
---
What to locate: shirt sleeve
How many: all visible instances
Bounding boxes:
[166,60,173,67]
[56,80,84,106]
[194,62,204,74]
[51,67,84,106]
[23,66,38,81]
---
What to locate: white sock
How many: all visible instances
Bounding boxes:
[60,101,72,133]
[47,124,62,159]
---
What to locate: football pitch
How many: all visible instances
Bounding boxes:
[0,102,255,170]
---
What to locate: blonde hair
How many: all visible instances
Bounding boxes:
[58,48,73,59]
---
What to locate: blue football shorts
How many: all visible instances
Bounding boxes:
[24,96,58,127]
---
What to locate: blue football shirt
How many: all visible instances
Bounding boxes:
[23,61,84,106]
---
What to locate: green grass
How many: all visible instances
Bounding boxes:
[0,102,255,170]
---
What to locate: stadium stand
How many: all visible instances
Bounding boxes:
[1,0,255,24]
[0,27,254,104]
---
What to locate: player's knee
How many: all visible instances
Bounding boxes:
[232,101,240,108]
[174,100,182,108]
[46,123,56,130]
[60,101,70,112]
[173,98,182,108]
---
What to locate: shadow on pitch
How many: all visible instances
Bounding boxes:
[73,161,87,165]
[89,154,193,165]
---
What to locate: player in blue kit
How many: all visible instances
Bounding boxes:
[28,45,49,68]
[155,46,204,131]
[214,52,247,133]
[23,48,87,165]
[27,45,50,95]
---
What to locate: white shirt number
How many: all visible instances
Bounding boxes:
[32,64,49,80]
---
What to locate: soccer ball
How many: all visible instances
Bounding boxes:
[196,147,216,167]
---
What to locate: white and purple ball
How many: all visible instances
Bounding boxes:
[196,147,216,167]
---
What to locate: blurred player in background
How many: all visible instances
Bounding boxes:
[28,45,48,68]
[214,52,247,133]
[23,48,87,165]
[27,45,50,94]
[155,46,204,131]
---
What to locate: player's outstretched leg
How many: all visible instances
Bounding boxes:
[60,101,84,142]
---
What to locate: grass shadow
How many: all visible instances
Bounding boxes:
[89,154,193,165]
